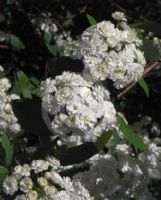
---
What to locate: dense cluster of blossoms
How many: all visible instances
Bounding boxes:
[73,117,161,200]
[76,11,146,89]
[41,71,117,145]
[3,156,93,200]
[31,12,77,57]
[0,65,21,137]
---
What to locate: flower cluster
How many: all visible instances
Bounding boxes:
[31,12,77,57]
[0,65,21,137]
[76,11,146,89]
[3,156,93,200]
[41,71,117,144]
[73,116,161,200]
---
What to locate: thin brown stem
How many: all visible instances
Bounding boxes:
[117,56,161,99]
[0,44,8,49]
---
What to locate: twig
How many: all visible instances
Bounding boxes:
[117,56,161,99]
[0,44,8,49]
[113,2,126,12]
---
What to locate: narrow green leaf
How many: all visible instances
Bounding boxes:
[7,34,25,50]
[117,116,147,150]
[112,128,120,145]
[11,80,21,95]
[1,132,14,167]
[86,14,97,26]
[0,167,8,184]
[95,130,113,150]
[138,77,149,97]
[0,167,8,175]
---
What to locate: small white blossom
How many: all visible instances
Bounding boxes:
[3,175,18,195]
[26,190,38,200]
[37,177,48,187]
[13,164,31,178]
[20,177,33,193]
[31,160,49,173]
[112,11,127,21]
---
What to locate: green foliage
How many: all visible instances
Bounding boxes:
[95,130,113,150]
[0,167,8,185]
[6,34,25,50]
[117,115,147,150]
[112,128,120,145]
[12,71,40,99]
[46,44,56,56]
[1,132,14,167]
[43,32,53,44]
[119,97,126,111]
[86,14,97,26]
[138,77,149,97]
[0,195,5,200]
[63,10,74,27]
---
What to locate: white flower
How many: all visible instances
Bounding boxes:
[76,12,146,88]
[14,194,27,200]
[46,156,60,168]
[0,73,21,136]
[41,72,117,144]
[50,171,64,186]
[37,177,48,187]
[121,29,139,43]
[0,65,4,72]
[26,190,38,200]
[31,160,49,173]
[20,177,33,193]
[44,185,57,196]
[97,21,115,37]
[3,175,18,195]
[13,164,31,178]
[3,156,93,200]
[112,11,127,21]
[0,78,11,91]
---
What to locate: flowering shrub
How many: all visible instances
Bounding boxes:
[1,10,161,200]
[0,66,21,137]
[76,12,146,88]
[3,157,93,200]
[41,71,116,145]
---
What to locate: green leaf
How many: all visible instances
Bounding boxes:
[11,80,21,94]
[138,77,149,97]
[117,116,147,150]
[0,195,5,200]
[17,71,32,99]
[0,167,8,184]
[30,76,40,86]
[112,128,120,145]
[86,14,97,26]
[31,88,40,97]
[95,130,113,150]
[44,32,52,44]
[1,132,14,167]
[46,44,58,56]
[6,34,25,50]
